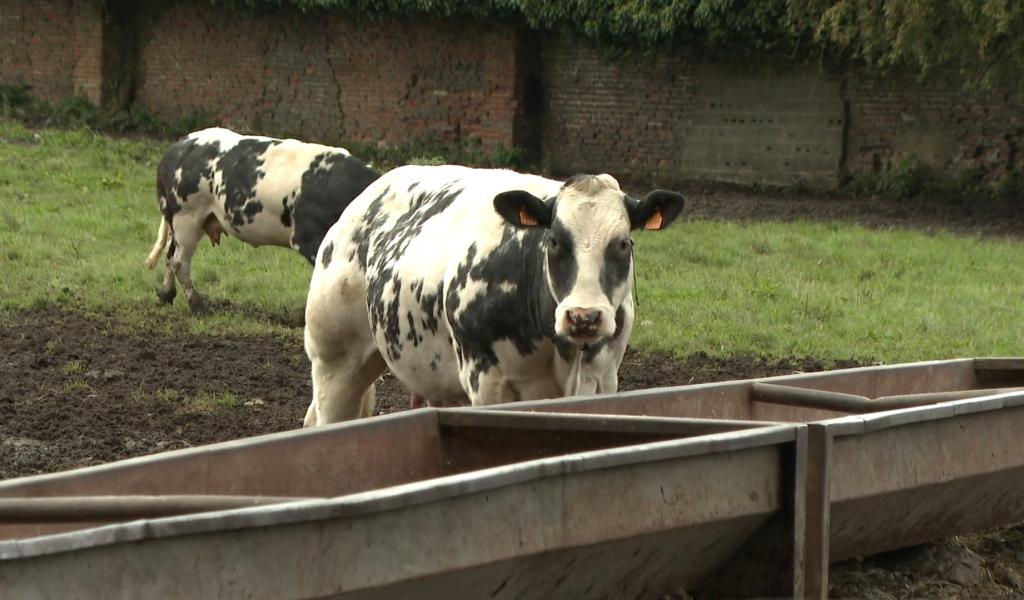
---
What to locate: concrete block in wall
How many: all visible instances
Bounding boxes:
[681,65,843,188]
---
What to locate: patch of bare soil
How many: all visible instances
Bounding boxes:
[831,531,1024,599]
[0,306,855,479]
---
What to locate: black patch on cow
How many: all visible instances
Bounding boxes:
[408,182,418,192]
[166,238,177,261]
[280,197,293,227]
[546,220,578,301]
[412,279,445,335]
[156,136,221,219]
[445,227,557,394]
[378,276,404,361]
[232,199,263,229]
[216,139,277,229]
[219,140,273,206]
[551,337,571,362]
[321,241,333,268]
[156,179,179,221]
[363,184,463,362]
[291,152,380,263]
[349,189,388,270]
[405,311,423,347]
[600,236,633,299]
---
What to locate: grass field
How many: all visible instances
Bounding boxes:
[2,117,1023,361]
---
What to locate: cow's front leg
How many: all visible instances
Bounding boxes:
[467,366,525,407]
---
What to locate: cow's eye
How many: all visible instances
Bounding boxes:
[618,238,632,252]
[548,236,559,251]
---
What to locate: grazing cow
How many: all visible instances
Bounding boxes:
[144,128,380,312]
[303,165,685,425]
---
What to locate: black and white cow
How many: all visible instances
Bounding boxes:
[303,165,684,425]
[144,128,380,312]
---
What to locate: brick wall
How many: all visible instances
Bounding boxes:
[540,38,697,186]
[2,0,1022,187]
[0,0,104,103]
[844,72,1024,181]
[540,40,847,188]
[133,2,519,149]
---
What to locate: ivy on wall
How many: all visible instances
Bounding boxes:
[791,0,1024,91]
[207,0,803,59]
[156,0,1024,90]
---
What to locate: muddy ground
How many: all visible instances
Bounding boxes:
[0,306,859,478]
[4,189,1024,598]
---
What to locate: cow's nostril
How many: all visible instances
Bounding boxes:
[567,309,601,328]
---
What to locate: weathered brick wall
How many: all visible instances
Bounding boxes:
[540,38,697,186]
[540,40,845,188]
[844,72,1024,180]
[541,41,1024,186]
[0,0,104,103]
[3,0,1023,187]
[133,2,519,148]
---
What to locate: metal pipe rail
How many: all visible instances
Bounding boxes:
[750,382,1024,414]
[0,495,319,523]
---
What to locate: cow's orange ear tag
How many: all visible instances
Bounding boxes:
[519,207,539,226]
[644,208,663,231]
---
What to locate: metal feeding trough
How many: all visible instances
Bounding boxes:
[491,357,1024,598]
[3,358,1024,599]
[0,409,797,599]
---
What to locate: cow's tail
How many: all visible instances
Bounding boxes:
[145,218,170,270]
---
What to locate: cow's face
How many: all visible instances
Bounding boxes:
[494,174,684,344]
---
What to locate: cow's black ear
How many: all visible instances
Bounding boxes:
[494,190,552,228]
[627,190,685,231]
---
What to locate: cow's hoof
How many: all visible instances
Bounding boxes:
[157,288,176,305]
[187,295,207,314]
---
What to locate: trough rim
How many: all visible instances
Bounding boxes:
[482,357,981,413]
[0,418,797,561]
[816,389,1024,436]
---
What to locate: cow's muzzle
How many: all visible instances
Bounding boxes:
[565,307,603,342]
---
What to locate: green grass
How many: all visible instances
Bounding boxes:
[630,221,1024,361]
[189,390,242,411]
[2,118,1024,361]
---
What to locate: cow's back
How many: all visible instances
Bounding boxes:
[157,128,378,256]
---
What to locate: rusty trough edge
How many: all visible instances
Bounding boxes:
[0,423,798,562]
[0,495,321,523]
[0,408,440,496]
[821,389,1024,437]
[751,382,1024,414]
[482,357,981,414]
[437,408,779,431]
[974,357,1024,371]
